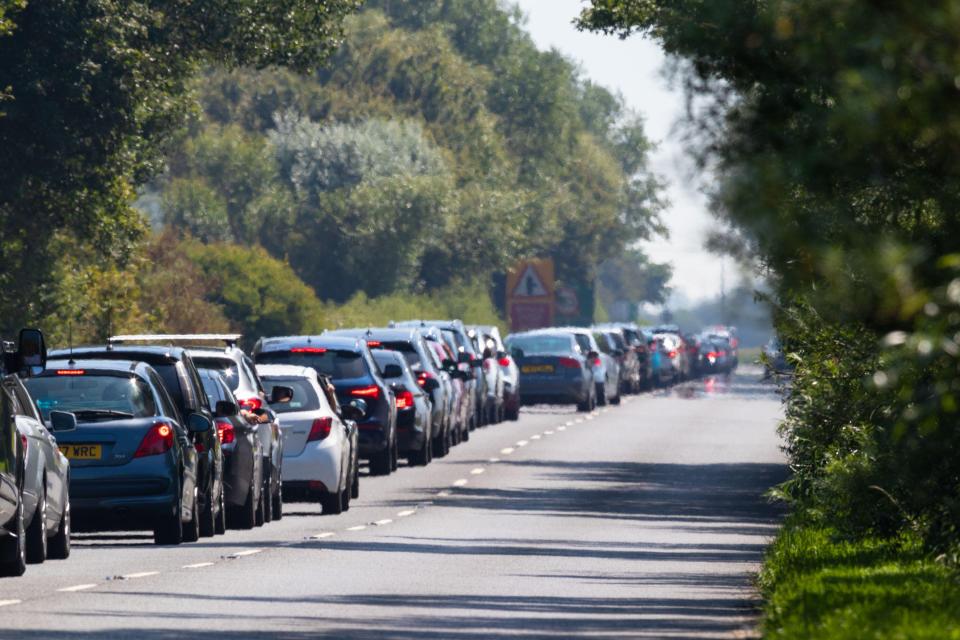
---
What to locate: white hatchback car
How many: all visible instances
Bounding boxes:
[256,364,359,516]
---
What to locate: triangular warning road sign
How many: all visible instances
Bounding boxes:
[512,265,548,297]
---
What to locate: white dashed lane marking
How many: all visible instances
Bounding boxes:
[396,510,416,518]
[436,490,451,497]
[516,440,528,447]
[500,447,515,455]
[346,525,367,532]
[488,457,500,463]
[0,600,20,607]
[452,478,469,487]
[182,562,214,569]
[228,549,262,559]
[530,435,541,440]
[311,532,336,539]
[470,468,485,475]
[57,584,97,592]
[373,519,393,526]
[122,571,160,579]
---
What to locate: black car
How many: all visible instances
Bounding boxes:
[253,336,398,476]
[197,369,265,529]
[323,327,455,459]
[25,358,208,545]
[49,343,225,539]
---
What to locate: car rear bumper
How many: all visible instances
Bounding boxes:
[281,440,341,489]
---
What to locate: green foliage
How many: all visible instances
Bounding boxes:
[758,518,960,639]
[0,0,359,334]
[597,248,672,311]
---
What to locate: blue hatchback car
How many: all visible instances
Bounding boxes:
[24,359,208,545]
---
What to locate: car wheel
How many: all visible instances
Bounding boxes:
[199,486,216,538]
[214,486,226,535]
[272,472,283,521]
[320,489,343,516]
[409,433,430,467]
[262,468,273,524]
[611,393,622,405]
[462,420,470,442]
[48,492,70,560]
[231,482,257,530]
[183,487,200,543]
[25,490,47,564]
[595,383,607,407]
[255,479,266,527]
[351,458,360,499]
[369,444,392,476]
[340,481,350,512]
[432,431,447,458]
[0,497,26,576]
[390,437,399,472]
[154,492,184,546]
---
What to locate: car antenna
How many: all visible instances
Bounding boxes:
[68,320,75,365]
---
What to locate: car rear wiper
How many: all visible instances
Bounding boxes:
[70,409,135,420]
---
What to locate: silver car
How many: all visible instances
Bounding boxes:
[467,325,505,424]
[11,377,71,562]
[563,328,621,405]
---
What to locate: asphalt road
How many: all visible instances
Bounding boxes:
[0,366,786,639]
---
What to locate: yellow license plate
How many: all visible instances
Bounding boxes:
[522,364,555,374]
[59,444,102,460]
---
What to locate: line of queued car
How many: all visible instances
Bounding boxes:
[0,320,522,577]
[504,323,739,410]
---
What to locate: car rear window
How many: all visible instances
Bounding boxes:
[26,373,157,421]
[260,377,321,413]
[256,349,368,380]
[194,357,240,390]
[507,335,574,356]
[379,342,421,367]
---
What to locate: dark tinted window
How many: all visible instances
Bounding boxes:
[147,369,181,423]
[198,371,228,407]
[261,377,321,413]
[379,342,421,367]
[151,363,185,412]
[194,357,240,390]
[573,334,592,354]
[256,350,368,379]
[26,373,157,421]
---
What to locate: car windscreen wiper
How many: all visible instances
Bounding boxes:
[70,409,135,420]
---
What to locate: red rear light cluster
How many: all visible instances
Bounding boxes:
[238,397,262,411]
[395,390,414,410]
[308,417,333,442]
[416,371,434,387]
[135,422,174,458]
[56,370,85,376]
[366,340,382,348]
[498,356,511,367]
[350,385,380,400]
[592,357,602,367]
[707,351,719,359]
[291,347,327,354]
[669,351,677,359]
[215,418,235,445]
[558,357,580,369]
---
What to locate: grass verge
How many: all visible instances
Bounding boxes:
[759,518,960,639]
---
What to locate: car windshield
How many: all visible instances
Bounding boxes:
[260,377,321,413]
[26,373,157,421]
[193,357,240,390]
[256,349,368,379]
[508,335,574,356]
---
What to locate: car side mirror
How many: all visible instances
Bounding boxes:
[214,400,237,418]
[187,412,212,433]
[49,410,77,432]
[381,364,403,379]
[341,399,366,422]
[270,385,294,404]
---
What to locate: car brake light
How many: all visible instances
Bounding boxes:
[669,351,677,358]
[238,397,262,411]
[498,356,511,367]
[19,433,27,454]
[134,422,174,458]
[416,371,433,387]
[366,340,382,348]
[558,357,580,369]
[350,385,380,400]
[56,369,86,376]
[707,352,718,359]
[291,347,327,354]
[395,390,414,410]
[308,417,333,442]
[593,357,602,367]
[215,418,235,445]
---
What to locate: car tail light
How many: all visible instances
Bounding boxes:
[366,340,382,348]
[238,396,262,411]
[308,417,333,442]
[395,390,414,410]
[56,369,85,376]
[416,371,434,387]
[134,422,174,458]
[215,418,235,445]
[350,385,380,400]
[593,357,602,367]
[707,352,718,359]
[291,347,327,354]
[498,356,511,367]
[669,351,677,358]
[19,433,27,454]
[558,357,580,369]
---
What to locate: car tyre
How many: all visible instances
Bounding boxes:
[320,489,343,516]
[154,493,184,546]
[0,497,26,576]
[262,470,273,524]
[231,482,257,530]
[255,478,266,527]
[214,487,226,535]
[369,444,392,476]
[409,433,430,467]
[199,486,216,538]
[48,493,70,560]
[351,459,360,499]
[25,490,47,564]
[595,383,607,407]
[183,488,200,543]
[390,437,399,472]
[272,473,283,521]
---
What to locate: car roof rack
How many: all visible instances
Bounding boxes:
[109,334,242,348]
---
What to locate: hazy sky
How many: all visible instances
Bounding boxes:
[513,0,722,305]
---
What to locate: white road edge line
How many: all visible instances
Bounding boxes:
[57,584,97,593]
[0,600,21,607]
[122,571,160,579]
[182,562,214,569]
[396,510,416,517]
